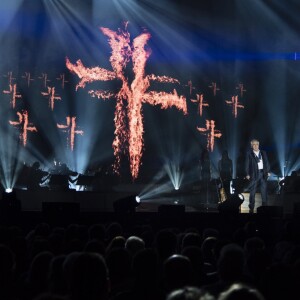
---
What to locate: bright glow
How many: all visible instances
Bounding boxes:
[135,195,140,203]
[164,163,183,191]
[139,181,174,201]
[5,188,13,193]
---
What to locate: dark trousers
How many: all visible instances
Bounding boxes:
[248,171,268,210]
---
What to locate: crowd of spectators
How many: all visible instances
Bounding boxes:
[0,213,299,300]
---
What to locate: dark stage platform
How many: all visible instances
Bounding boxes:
[1,185,298,216]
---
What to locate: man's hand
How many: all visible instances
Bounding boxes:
[246,175,250,180]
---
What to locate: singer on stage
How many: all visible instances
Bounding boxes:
[245,139,270,213]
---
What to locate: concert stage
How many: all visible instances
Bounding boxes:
[0,185,286,214]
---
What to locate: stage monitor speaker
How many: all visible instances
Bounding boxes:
[158,204,185,214]
[257,206,283,217]
[42,202,80,216]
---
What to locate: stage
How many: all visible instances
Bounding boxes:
[0,186,292,215]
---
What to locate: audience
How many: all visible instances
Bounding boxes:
[0,207,298,300]
[218,283,265,300]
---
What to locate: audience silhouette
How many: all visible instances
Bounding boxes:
[0,209,298,300]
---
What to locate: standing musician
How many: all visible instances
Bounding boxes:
[245,139,270,213]
[218,150,233,199]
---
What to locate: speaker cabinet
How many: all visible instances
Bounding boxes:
[158,204,185,214]
[42,202,80,215]
[257,205,283,217]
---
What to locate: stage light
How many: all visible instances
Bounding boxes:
[218,193,244,213]
[0,189,21,214]
[237,194,244,201]
[113,195,140,213]
[164,163,183,192]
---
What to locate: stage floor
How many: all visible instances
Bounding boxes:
[0,187,287,214]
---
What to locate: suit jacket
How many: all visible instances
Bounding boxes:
[245,150,270,180]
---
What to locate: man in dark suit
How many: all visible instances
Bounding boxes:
[245,139,270,213]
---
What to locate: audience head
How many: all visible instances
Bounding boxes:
[201,236,217,264]
[181,232,202,250]
[217,244,244,282]
[125,236,145,257]
[106,222,123,242]
[155,229,178,261]
[88,224,106,242]
[219,283,265,300]
[132,248,158,284]
[166,286,215,300]
[0,244,15,280]
[163,254,193,292]
[67,252,110,300]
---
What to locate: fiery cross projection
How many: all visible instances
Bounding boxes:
[39,73,51,88]
[197,120,222,152]
[226,95,244,118]
[209,82,220,96]
[41,87,62,111]
[187,80,195,95]
[2,72,22,108]
[191,93,209,116]
[9,111,37,146]
[3,72,16,86]
[3,83,22,108]
[56,73,68,89]
[57,117,84,151]
[236,83,246,97]
[66,24,187,179]
[22,72,34,87]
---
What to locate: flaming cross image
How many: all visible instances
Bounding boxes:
[66,23,187,179]
[38,73,51,88]
[56,73,69,89]
[197,120,222,152]
[9,110,37,146]
[236,83,246,97]
[22,72,34,87]
[187,80,195,95]
[191,93,209,116]
[3,83,22,109]
[41,87,62,111]
[209,82,220,96]
[3,72,16,86]
[57,117,84,151]
[225,95,244,118]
